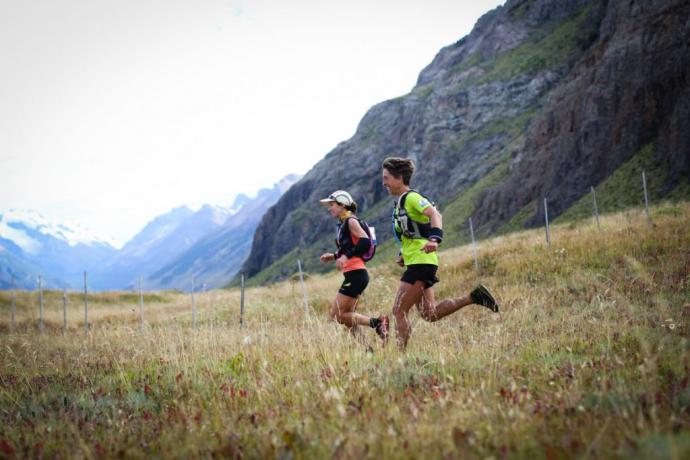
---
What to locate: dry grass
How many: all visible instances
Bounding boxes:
[1,203,689,458]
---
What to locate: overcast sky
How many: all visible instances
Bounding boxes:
[1,0,504,247]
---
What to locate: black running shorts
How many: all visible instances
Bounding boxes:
[338,269,369,298]
[401,264,439,288]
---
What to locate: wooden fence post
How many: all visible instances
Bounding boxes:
[591,186,601,231]
[63,288,68,335]
[191,276,196,329]
[38,275,44,334]
[83,271,88,334]
[139,276,144,332]
[240,272,245,328]
[544,198,551,247]
[469,217,479,271]
[642,171,651,224]
[11,276,16,332]
[297,260,309,317]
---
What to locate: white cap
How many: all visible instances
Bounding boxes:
[319,190,353,207]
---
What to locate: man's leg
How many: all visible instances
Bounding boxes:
[417,288,473,322]
[393,281,425,350]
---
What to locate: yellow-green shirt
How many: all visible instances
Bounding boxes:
[394,191,438,266]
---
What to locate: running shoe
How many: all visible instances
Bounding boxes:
[470,284,499,312]
[375,315,389,343]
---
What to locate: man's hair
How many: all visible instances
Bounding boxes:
[382,157,415,185]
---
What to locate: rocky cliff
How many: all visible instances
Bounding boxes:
[475,0,690,227]
[242,0,690,283]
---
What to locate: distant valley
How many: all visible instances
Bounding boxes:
[0,175,299,291]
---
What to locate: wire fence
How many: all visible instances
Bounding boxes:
[0,170,666,335]
[465,170,656,272]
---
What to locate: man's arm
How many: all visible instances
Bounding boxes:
[422,205,443,253]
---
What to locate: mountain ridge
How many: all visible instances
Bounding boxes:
[0,175,300,290]
[240,0,690,284]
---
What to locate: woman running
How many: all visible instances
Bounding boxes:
[381,157,499,350]
[319,190,389,344]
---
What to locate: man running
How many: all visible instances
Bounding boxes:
[382,157,499,350]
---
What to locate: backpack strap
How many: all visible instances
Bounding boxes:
[394,189,433,240]
[337,216,372,259]
[335,217,351,254]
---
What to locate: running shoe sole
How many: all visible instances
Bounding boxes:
[470,284,499,313]
[375,315,390,343]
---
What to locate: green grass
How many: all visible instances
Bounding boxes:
[2,202,689,458]
[0,290,173,313]
[3,3,688,455]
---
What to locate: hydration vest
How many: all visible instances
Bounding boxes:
[336,217,377,262]
[393,190,434,240]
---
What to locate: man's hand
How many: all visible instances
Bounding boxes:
[396,255,405,267]
[335,254,349,271]
[319,252,335,264]
[422,240,439,253]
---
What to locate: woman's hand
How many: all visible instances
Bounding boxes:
[319,252,335,264]
[335,254,349,271]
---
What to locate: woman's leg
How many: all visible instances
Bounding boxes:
[330,293,379,347]
[329,293,371,328]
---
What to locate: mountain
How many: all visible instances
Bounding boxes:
[0,175,300,291]
[0,209,117,289]
[474,0,690,227]
[241,0,690,284]
[90,204,235,290]
[143,174,301,290]
[114,206,196,260]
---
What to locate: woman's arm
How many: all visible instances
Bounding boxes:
[319,252,336,263]
[347,218,371,257]
[348,218,368,238]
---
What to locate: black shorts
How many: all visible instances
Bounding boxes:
[338,269,369,298]
[401,264,439,288]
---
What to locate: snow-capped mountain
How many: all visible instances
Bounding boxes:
[0,210,117,289]
[0,209,116,253]
[1,174,300,291]
[144,174,301,290]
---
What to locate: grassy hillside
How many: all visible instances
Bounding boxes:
[555,141,690,224]
[1,202,689,458]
